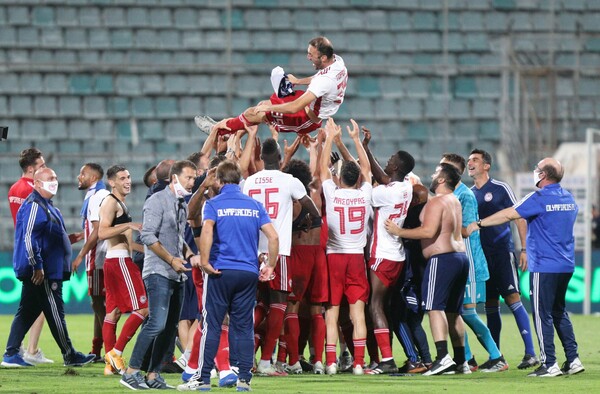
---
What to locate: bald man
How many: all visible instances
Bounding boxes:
[467,158,584,377]
[2,168,95,368]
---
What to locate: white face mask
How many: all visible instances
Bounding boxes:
[41,180,59,196]
[532,169,542,188]
[173,175,191,198]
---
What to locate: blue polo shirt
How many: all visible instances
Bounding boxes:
[202,184,271,274]
[514,183,577,273]
[454,183,489,282]
[471,178,518,254]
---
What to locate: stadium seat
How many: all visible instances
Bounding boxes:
[58,140,81,154]
[413,12,437,30]
[460,12,484,31]
[371,33,395,53]
[20,73,43,94]
[70,75,93,95]
[149,8,172,28]
[8,6,28,25]
[396,33,418,51]
[30,49,52,64]
[492,0,516,11]
[59,97,81,116]
[374,100,398,119]
[92,120,114,141]
[155,97,179,118]
[41,28,63,47]
[478,120,500,141]
[398,99,423,120]
[425,99,446,119]
[64,28,87,48]
[464,33,489,51]
[132,98,154,118]
[406,122,430,141]
[84,96,106,118]
[205,97,229,119]
[103,7,126,27]
[68,120,92,140]
[293,10,317,30]
[127,7,149,27]
[107,97,129,117]
[140,120,163,140]
[18,27,39,46]
[164,120,190,142]
[159,30,179,49]
[115,75,141,95]
[0,27,16,46]
[179,97,202,117]
[21,120,46,139]
[357,77,381,98]
[454,76,478,98]
[447,100,470,119]
[10,96,33,116]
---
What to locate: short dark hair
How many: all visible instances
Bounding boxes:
[18,148,43,171]
[186,152,204,167]
[438,162,462,190]
[396,150,415,178]
[217,160,241,185]
[84,162,104,179]
[309,36,334,59]
[143,165,157,188]
[441,153,466,174]
[106,165,127,180]
[340,160,360,187]
[261,138,280,164]
[470,149,492,166]
[283,159,312,194]
[209,154,226,169]
[169,160,197,179]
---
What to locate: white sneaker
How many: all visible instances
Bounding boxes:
[256,363,288,376]
[177,378,210,391]
[423,354,456,376]
[313,361,324,374]
[325,363,337,375]
[175,354,187,370]
[561,357,585,375]
[352,364,364,375]
[194,115,217,135]
[23,349,54,365]
[210,368,218,379]
[285,361,303,374]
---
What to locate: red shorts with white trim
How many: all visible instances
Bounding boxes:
[192,266,204,313]
[288,245,329,304]
[104,256,147,313]
[87,268,105,297]
[327,253,369,305]
[267,254,292,292]
[265,91,322,135]
[369,258,404,288]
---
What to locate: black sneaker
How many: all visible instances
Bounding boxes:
[527,363,562,377]
[480,356,508,373]
[299,356,313,372]
[366,359,399,374]
[161,360,184,373]
[423,354,456,376]
[560,357,585,375]
[468,356,478,372]
[63,351,96,367]
[120,371,150,390]
[145,373,174,389]
[517,354,540,369]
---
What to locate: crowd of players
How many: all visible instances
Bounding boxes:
[3,35,584,390]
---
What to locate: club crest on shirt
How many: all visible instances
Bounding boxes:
[484,192,493,202]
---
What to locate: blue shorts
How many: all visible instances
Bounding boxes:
[464,280,486,305]
[179,269,200,321]
[485,251,520,300]
[422,252,469,313]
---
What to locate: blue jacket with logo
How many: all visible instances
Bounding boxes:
[13,190,72,280]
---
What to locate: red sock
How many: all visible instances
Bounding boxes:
[285,313,300,365]
[224,114,252,133]
[276,334,287,363]
[311,314,325,363]
[353,338,366,367]
[215,325,231,371]
[254,302,268,331]
[325,344,337,366]
[102,319,117,353]
[260,303,286,362]
[188,326,202,369]
[92,336,103,356]
[114,312,145,352]
[374,328,393,360]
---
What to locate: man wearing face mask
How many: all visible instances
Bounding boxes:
[467,158,584,378]
[2,168,96,368]
[121,160,198,390]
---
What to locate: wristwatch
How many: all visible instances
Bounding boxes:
[476,219,483,228]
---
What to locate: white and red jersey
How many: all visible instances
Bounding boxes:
[85,188,110,271]
[243,169,307,256]
[369,181,413,261]
[308,55,348,119]
[8,177,34,226]
[322,179,372,254]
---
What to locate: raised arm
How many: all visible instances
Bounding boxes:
[319,118,340,183]
[362,126,391,185]
[281,135,302,170]
[347,119,371,184]
[287,74,313,85]
[253,90,317,115]
[238,125,259,178]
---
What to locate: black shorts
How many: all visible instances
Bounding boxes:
[422,252,469,313]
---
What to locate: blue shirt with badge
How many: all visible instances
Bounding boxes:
[471,178,518,254]
[454,183,489,282]
[202,184,271,274]
[514,183,577,273]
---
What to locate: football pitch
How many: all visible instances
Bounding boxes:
[0,313,597,393]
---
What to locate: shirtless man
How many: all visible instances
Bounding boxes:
[98,165,147,375]
[385,163,470,376]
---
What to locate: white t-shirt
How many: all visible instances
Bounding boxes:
[85,188,110,270]
[322,179,372,254]
[307,55,348,119]
[369,181,413,261]
[243,169,307,256]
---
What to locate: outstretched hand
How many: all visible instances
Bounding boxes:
[346,119,360,140]
[362,126,371,147]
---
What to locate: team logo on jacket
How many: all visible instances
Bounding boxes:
[51,282,58,291]
[484,192,493,202]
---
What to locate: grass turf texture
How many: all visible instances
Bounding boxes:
[0,313,597,393]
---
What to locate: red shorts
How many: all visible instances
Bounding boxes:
[104,256,148,313]
[268,255,292,292]
[288,245,328,304]
[192,266,204,312]
[87,268,105,297]
[265,91,322,135]
[369,258,404,288]
[326,253,369,305]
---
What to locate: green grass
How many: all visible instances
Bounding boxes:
[0,313,598,393]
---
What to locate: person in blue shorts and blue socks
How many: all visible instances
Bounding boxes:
[467,149,539,369]
[468,157,584,377]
